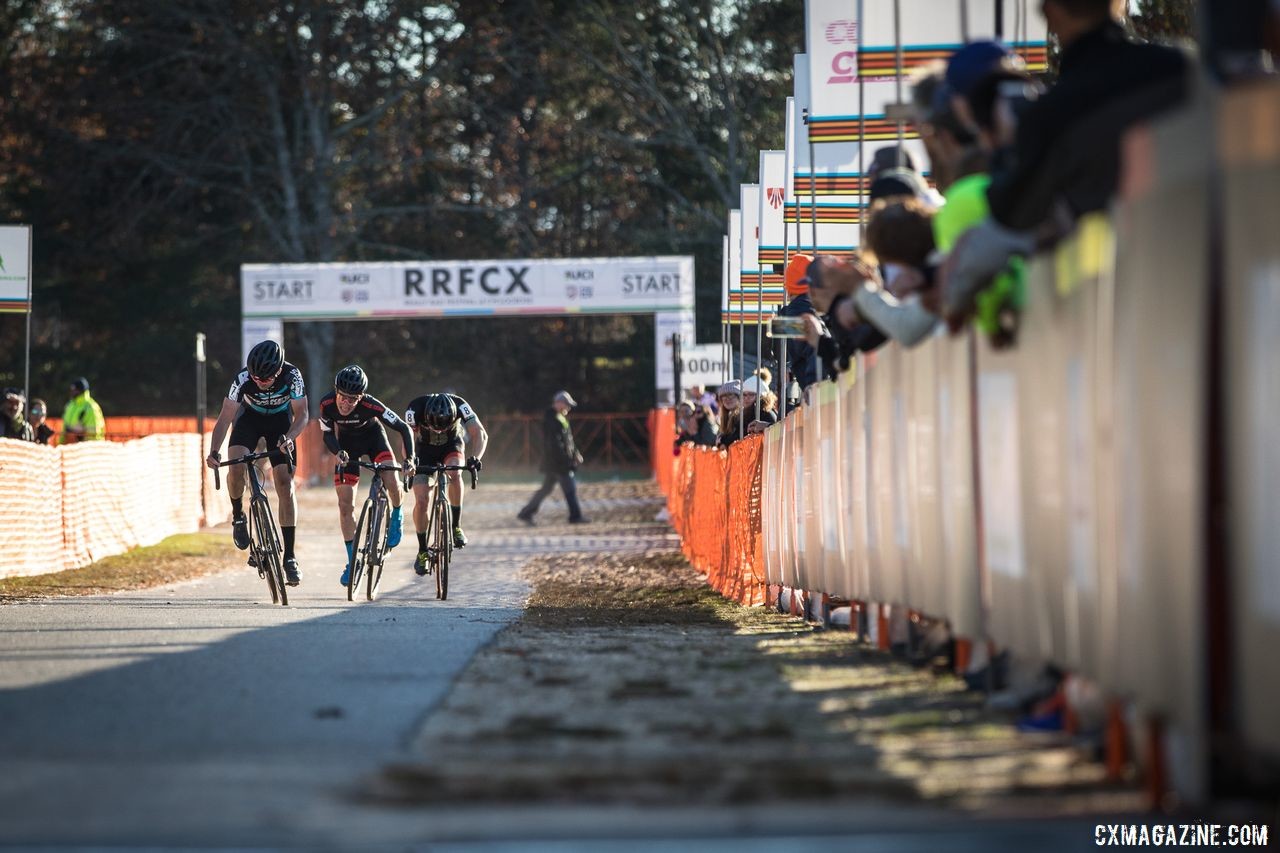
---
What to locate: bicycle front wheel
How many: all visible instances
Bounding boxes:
[433,495,451,601]
[366,498,385,601]
[349,501,371,602]
[253,498,288,607]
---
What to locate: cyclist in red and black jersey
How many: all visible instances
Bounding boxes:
[205,340,308,585]
[319,366,416,587]
[404,392,487,573]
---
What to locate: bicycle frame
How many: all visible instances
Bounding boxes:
[340,459,402,601]
[214,448,294,606]
[414,463,477,601]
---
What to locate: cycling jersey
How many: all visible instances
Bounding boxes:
[318,391,414,460]
[227,362,306,415]
[404,394,478,448]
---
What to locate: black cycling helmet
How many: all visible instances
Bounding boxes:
[247,340,284,379]
[334,365,368,396]
[425,393,458,430]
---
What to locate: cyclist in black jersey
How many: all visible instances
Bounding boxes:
[404,392,488,573]
[205,340,309,585]
[319,365,416,587]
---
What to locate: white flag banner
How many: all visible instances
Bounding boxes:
[721,209,742,326]
[0,225,32,314]
[784,96,798,203]
[739,184,760,273]
[757,151,788,268]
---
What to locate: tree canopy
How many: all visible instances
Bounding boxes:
[0,0,799,414]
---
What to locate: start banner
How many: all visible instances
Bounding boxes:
[242,256,695,320]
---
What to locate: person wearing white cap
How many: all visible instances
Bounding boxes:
[517,390,588,525]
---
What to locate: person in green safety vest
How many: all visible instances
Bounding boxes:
[61,377,105,443]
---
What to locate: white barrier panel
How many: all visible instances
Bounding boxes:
[1223,82,1280,761]
[1,434,220,578]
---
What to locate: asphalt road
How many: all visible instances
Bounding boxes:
[0,483,1129,852]
[0,486,530,848]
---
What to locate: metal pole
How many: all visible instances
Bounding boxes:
[995,0,1004,39]
[671,332,682,408]
[894,0,905,166]
[960,0,971,42]
[195,332,207,521]
[808,139,819,252]
[23,226,32,402]
[857,0,867,247]
[738,309,745,439]
[755,267,764,424]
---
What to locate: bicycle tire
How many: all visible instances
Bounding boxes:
[366,496,384,601]
[349,501,370,602]
[248,499,278,604]
[434,492,450,601]
[253,498,288,606]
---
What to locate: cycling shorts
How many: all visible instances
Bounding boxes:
[413,438,465,484]
[229,409,293,466]
[334,428,394,486]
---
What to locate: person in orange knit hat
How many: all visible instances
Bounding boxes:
[776,253,819,394]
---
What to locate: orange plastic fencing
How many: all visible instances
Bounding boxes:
[650,407,676,495]
[666,436,767,607]
[43,416,200,444]
[0,434,229,578]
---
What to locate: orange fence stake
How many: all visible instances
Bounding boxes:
[1145,715,1168,810]
[954,637,972,674]
[1106,700,1128,781]
[877,604,890,651]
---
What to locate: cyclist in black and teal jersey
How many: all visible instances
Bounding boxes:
[205,340,309,586]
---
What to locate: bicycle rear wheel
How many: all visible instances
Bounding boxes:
[349,501,370,602]
[433,494,451,600]
[253,498,288,606]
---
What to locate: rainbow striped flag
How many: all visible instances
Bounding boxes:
[784,200,866,225]
[807,114,922,145]
[858,41,1049,81]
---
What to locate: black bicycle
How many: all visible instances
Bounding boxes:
[341,458,403,602]
[214,449,293,606]
[417,462,478,601]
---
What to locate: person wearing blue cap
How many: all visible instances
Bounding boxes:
[945,40,1016,135]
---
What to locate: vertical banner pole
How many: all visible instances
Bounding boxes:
[23,226,32,401]
[671,333,682,409]
[894,0,906,164]
[755,270,764,423]
[195,332,207,522]
[857,0,867,246]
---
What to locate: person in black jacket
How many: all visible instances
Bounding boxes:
[0,388,33,442]
[518,390,588,525]
[777,254,819,392]
[675,401,717,450]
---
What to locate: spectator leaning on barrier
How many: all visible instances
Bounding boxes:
[743,373,779,435]
[1,388,33,441]
[674,400,717,451]
[801,253,895,374]
[61,377,105,443]
[943,0,1191,327]
[715,380,743,449]
[776,253,820,393]
[518,390,588,526]
[688,384,718,415]
[28,398,54,445]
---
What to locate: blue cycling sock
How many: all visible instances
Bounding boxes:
[391,505,402,523]
[344,539,354,565]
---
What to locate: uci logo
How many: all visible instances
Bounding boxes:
[766,187,784,209]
